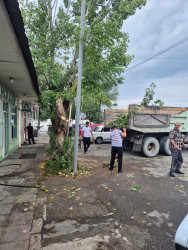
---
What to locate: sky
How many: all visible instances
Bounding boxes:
[117,0,188,108]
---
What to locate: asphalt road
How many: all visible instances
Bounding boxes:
[41,143,188,250]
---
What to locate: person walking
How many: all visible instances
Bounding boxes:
[169,122,186,177]
[109,125,126,173]
[80,122,95,154]
[26,123,35,145]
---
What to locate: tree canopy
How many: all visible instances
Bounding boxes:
[20,0,147,143]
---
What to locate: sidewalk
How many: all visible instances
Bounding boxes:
[0,131,49,250]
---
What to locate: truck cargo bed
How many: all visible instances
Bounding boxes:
[104,105,188,133]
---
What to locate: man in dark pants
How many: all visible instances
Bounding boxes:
[26,123,35,144]
[80,122,95,154]
[169,122,186,177]
[109,125,126,173]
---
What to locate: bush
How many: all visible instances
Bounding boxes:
[45,127,74,175]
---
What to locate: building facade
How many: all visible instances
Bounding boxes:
[0,0,40,160]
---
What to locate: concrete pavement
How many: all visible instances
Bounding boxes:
[40,143,188,250]
[0,131,49,250]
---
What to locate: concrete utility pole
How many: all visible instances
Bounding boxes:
[73,0,86,173]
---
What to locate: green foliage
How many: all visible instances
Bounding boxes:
[130,186,142,192]
[111,82,164,129]
[81,86,118,122]
[153,99,164,108]
[20,0,147,122]
[110,108,139,129]
[141,83,164,108]
[20,0,78,123]
[20,0,147,168]
[45,127,74,174]
[141,83,156,106]
[111,113,129,129]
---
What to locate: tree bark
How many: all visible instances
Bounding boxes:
[66,81,78,138]
[51,98,67,146]
[66,102,73,138]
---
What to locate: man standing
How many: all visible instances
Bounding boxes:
[26,123,35,145]
[80,122,95,154]
[169,122,186,177]
[109,125,126,173]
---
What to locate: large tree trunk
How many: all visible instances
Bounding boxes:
[51,98,67,146]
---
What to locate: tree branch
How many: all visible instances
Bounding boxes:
[86,0,91,17]
[53,0,58,23]
[67,51,79,88]
[66,0,71,15]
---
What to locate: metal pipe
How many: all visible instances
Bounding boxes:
[73,0,86,173]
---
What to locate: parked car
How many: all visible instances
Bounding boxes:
[175,214,188,250]
[90,124,103,131]
[79,124,103,135]
[91,126,111,144]
[79,124,85,135]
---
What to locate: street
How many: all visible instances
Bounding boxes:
[40,142,188,250]
[1,0,188,249]
[0,134,188,249]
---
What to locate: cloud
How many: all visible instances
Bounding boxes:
[117,0,188,108]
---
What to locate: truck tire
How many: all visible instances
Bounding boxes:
[160,136,171,156]
[95,137,103,144]
[123,140,133,151]
[159,137,165,153]
[142,137,160,157]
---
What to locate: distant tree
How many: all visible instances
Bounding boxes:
[111,83,164,129]
[81,86,118,122]
[141,83,164,108]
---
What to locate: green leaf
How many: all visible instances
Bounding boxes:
[130,186,142,192]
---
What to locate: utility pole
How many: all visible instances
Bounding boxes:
[73,0,86,173]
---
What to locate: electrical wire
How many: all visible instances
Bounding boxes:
[152,58,188,60]
[125,36,188,72]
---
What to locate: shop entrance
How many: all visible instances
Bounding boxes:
[2,111,7,156]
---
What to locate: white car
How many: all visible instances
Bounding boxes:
[91,126,111,144]
[175,214,188,249]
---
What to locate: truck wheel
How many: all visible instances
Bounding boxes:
[95,137,103,144]
[123,140,133,151]
[160,136,171,156]
[142,137,160,157]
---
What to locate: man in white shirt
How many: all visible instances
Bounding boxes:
[109,125,126,173]
[80,122,95,154]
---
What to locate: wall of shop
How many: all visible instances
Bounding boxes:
[0,84,39,160]
[0,85,19,160]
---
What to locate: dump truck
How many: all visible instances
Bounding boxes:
[104,104,188,157]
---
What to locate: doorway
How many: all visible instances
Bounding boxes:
[2,112,7,156]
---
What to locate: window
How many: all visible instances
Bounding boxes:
[94,127,100,132]
[11,107,17,139]
[104,127,110,132]
[3,102,8,111]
